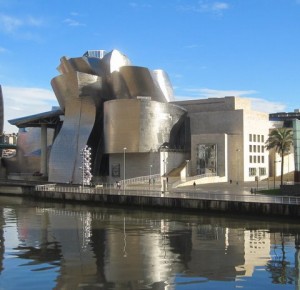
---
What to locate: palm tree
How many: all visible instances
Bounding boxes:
[265,128,293,186]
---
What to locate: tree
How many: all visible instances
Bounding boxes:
[265,128,293,186]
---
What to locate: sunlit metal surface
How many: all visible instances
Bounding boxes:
[0,85,3,134]
[151,69,174,102]
[4,127,54,174]
[104,99,186,153]
[101,49,131,73]
[9,49,186,184]
[49,66,101,183]
[117,66,167,103]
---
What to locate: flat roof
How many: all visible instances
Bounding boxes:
[269,112,300,121]
[8,109,63,128]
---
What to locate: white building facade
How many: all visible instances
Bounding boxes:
[174,97,271,183]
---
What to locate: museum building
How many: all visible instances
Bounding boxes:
[3,49,283,186]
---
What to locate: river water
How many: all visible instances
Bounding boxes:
[0,195,299,290]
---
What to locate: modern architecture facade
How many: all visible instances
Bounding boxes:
[269,110,300,182]
[5,48,296,186]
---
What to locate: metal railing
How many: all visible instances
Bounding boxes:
[171,173,217,188]
[120,174,161,186]
[35,184,300,205]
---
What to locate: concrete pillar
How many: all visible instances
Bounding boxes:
[41,124,47,175]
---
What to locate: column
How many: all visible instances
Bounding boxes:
[41,124,47,176]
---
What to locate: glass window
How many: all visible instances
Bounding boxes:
[250,156,252,163]
[253,135,256,142]
[258,146,260,153]
[259,167,266,176]
[249,145,252,152]
[262,146,264,153]
[249,168,256,176]
[258,156,261,163]
[258,135,260,142]
[249,134,252,142]
[254,145,256,153]
[262,156,265,163]
[261,135,264,142]
[254,156,256,163]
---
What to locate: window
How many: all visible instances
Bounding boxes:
[258,135,260,142]
[262,156,265,163]
[254,145,256,153]
[258,156,261,163]
[254,156,256,163]
[249,134,252,142]
[261,135,264,142]
[259,167,266,176]
[258,146,260,153]
[249,145,252,152]
[249,168,256,176]
[262,146,264,153]
[253,135,256,142]
[250,156,252,163]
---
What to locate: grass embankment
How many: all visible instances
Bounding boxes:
[257,189,282,195]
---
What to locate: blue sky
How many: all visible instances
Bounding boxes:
[0,0,300,132]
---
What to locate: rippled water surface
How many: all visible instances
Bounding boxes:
[0,196,300,289]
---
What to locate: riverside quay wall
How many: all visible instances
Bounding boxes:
[32,187,300,218]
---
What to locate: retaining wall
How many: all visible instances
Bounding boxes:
[34,190,300,218]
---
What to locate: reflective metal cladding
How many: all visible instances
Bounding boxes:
[104,99,186,153]
[43,49,186,184]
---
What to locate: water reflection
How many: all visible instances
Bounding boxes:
[0,196,299,289]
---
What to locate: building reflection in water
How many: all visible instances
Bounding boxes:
[0,198,299,289]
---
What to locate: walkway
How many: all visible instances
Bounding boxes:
[36,180,300,206]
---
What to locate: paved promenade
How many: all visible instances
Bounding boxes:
[171,180,278,195]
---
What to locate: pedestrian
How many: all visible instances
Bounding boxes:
[193,181,196,188]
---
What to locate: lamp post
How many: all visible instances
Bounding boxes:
[123,147,127,194]
[149,164,152,188]
[236,149,240,185]
[274,159,281,189]
[186,160,190,177]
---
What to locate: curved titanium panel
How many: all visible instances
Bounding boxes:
[0,85,3,134]
[49,71,102,184]
[151,70,175,102]
[118,66,167,103]
[102,49,131,73]
[103,99,186,153]
[4,127,54,174]
[58,56,105,76]
[48,97,96,184]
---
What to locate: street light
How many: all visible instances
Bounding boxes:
[236,149,240,185]
[274,159,281,189]
[123,147,127,194]
[186,160,190,177]
[149,164,152,187]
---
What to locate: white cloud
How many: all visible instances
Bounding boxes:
[184,88,256,98]
[175,87,286,114]
[0,46,7,53]
[184,44,200,49]
[63,18,85,27]
[129,2,151,8]
[248,97,286,113]
[177,1,229,15]
[0,13,43,38]
[0,14,22,33]
[1,86,58,133]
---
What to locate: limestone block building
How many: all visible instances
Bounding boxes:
[174,97,270,183]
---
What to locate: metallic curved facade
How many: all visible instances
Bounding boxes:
[0,85,3,134]
[104,99,186,153]
[41,49,184,184]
